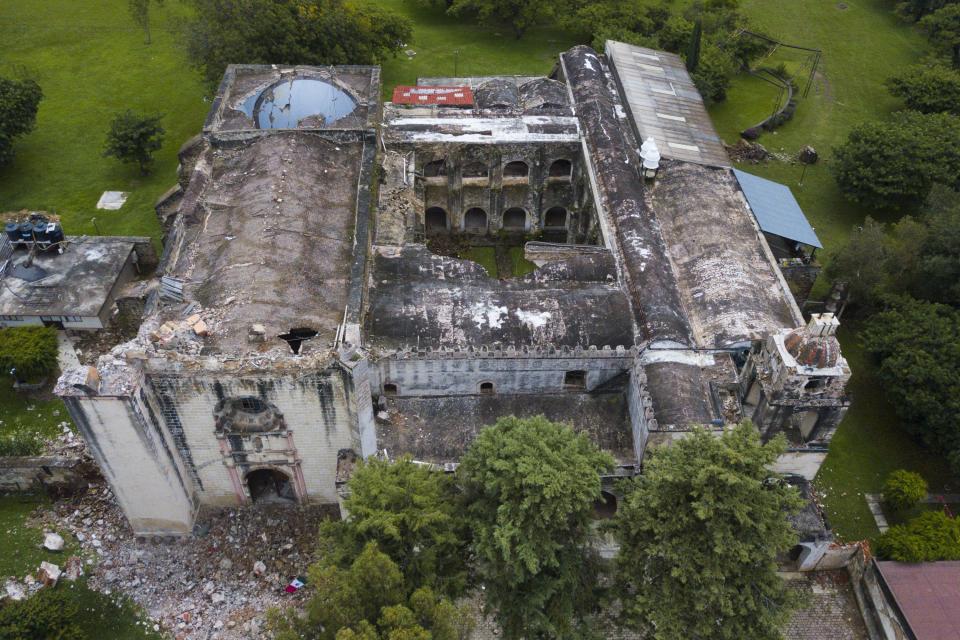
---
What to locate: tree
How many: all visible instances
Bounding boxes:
[895,0,958,22]
[614,423,802,640]
[887,64,960,114]
[861,298,960,472]
[449,0,555,38]
[831,110,960,210]
[883,469,929,511]
[686,18,703,72]
[824,217,892,310]
[183,0,412,85]
[690,41,737,103]
[317,456,469,596]
[457,416,613,639]
[103,110,165,175]
[269,542,473,640]
[920,4,960,67]
[128,0,164,44]
[0,327,59,382]
[875,511,960,561]
[0,586,85,639]
[0,77,43,166]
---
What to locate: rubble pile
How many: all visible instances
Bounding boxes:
[28,482,337,639]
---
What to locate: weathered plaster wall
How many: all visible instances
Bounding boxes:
[63,395,196,536]
[373,351,632,396]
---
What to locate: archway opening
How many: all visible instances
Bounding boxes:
[502,208,527,230]
[246,469,295,503]
[423,159,446,177]
[592,491,618,519]
[479,381,495,395]
[463,161,488,178]
[425,207,448,233]
[549,159,572,178]
[464,208,488,232]
[545,207,567,227]
[503,161,528,178]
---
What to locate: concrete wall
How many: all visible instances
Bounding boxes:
[771,450,828,481]
[64,394,196,536]
[0,455,86,494]
[626,363,655,464]
[374,352,632,396]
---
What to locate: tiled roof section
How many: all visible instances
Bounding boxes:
[877,561,960,640]
[391,85,473,106]
[733,169,823,248]
[605,40,730,168]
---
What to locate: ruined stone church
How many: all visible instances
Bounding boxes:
[55,42,850,536]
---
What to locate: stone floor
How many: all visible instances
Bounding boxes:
[782,570,870,640]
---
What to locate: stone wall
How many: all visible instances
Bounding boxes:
[0,455,87,495]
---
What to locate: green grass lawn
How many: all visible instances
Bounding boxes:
[0,495,159,639]
[710,0,927,250]
[813,325,958,541]
[0,1,208,240]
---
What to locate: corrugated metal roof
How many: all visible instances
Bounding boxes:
[605,41,730,168]
[878,561,960,640]
[391,85,473,106]
[733,169,822,248]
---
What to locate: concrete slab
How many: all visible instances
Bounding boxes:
[96,191,128,210]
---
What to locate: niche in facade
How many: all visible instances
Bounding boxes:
[549,159,572,179]
[246,468,295,503]
[215,396,285,433]
[425,207,448,234]
[479,381,495,395]
[502,208,527,230]
[423,159,446,178]
[544,207,567,227]
[563,370,587,390]
[383,382,398,396]
[464,208,488,232]
[503,161,529,179]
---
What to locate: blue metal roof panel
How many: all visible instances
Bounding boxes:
[733,168,822,249]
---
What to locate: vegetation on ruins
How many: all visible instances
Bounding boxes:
[860,298,960,473]
[0,327,59,383]
[883,469,929,511]
[614,423,802,640]
[887,64,960,114]
[0,76,42,167]
[103,110,166,176]
[456,416,613,639]
[0,586,85,639]
[181,0,413,85]
[269,542,474,640]
[875,511,960,562]
[315,457,470,597]
[831,110,960,210]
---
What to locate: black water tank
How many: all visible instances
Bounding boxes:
[32,221,48,243]
[18,222,33,242]
[5,221,18,242]
[46,223,64,245]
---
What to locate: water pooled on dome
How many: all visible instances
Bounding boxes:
[241,78,357,129]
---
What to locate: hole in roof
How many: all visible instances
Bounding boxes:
[241,78,357,129]
[278,327,318,354]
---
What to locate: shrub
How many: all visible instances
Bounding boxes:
[0,431,44,457]
[741,126,761,140]
[0,586,85,639]
[0,327,59,382]
[875,511,960,562]
[883,469,929,511]
[103,110,165,175]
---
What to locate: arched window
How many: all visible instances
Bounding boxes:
[503,161,528,178]
[544,207,567,227]
[383,383,398,396]
[425,207,448,233]
[479,381,494,395]
[502,208,527,230]
[246,468,295,503]
[549,159,572,178]
[463,161,488,178]
[423,159,446,177]
[464,208,488,231]
[215,397,285,433]
[563,370,586,390]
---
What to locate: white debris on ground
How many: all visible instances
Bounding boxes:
[21,436,337,639]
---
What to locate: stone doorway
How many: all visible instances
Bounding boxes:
[246,468,295,504]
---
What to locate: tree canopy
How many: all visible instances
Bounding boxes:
[861,297,960,472]
[614,423,802,640]
[449,0,557,38]
[887,64,960,114]
[457,416,613,639]
[875,511,960,562]
[831,110,960,210]
[316,457,469,597]
[182,0,412,84]
[103,110,165,175]
[128,0,164,44]
[0,76,43,166]
[270,543,473,640]
[919,3,960,67]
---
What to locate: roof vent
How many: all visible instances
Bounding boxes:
[639,137,661,179]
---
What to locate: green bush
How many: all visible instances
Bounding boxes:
[883,469,929,511]
[875,511,960,562]
[0,586,85,639]
[0,327,58,382]
[0,431,44,457]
